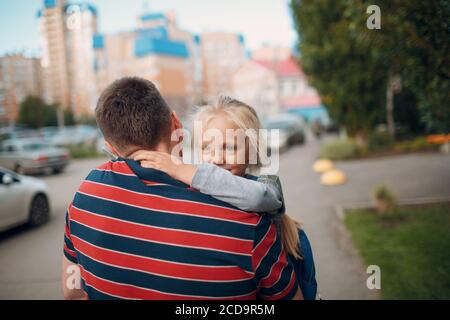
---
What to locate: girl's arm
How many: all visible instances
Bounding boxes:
[132,151,284,213]
[192,163,284,213]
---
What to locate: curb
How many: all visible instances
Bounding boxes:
[335,196,450,220]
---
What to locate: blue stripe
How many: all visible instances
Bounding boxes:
[78,253,256,298]
[72,191,255,241]
[83,281,120,300]
[260,266,294,297]
[70,221,254,272]
[86,168,245,211]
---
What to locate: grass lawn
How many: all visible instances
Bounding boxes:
[344,203,450,299]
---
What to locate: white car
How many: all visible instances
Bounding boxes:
[0,167,50,232]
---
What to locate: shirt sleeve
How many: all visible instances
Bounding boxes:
[63,204,78,264]
[191,163,283,212]
[252,215,298,300]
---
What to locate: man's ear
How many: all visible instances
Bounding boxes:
[171,111,183,131]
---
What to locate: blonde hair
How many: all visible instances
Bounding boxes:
[193,96,302,259]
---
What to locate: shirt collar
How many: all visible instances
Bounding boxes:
[116,157,189,188]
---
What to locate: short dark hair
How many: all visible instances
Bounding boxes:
[95,77,172,153]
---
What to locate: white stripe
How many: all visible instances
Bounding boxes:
[72,235,252,283]
[76,186,257,227]
[253,223,272,253]
[71,204,253,244]
[260,269,295,299]
[70,231,254,273]
[94,168,136,177]
[254,228,277,272]
[85,179,259,221]
[81,267,257,300]
[95,167,169,186]
[70,215,252,257]
[81,277,139,300]
[260,250,284,288]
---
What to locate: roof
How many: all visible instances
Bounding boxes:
[253,58,303,77]
[282,95,322,108]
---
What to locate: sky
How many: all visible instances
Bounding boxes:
[0,0,298,57]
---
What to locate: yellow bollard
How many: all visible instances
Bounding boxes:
[313,159,334,173]
[321,169,347,186]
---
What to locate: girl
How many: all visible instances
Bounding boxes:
[132,96,317,299]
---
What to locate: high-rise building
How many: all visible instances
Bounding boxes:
[199,32,247,103]
[38,0,98,117]
[0,54,43,124]
[93,11,199,119]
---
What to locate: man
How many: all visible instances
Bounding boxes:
[62,77,301,300]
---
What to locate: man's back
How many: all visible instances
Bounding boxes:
[63,158,297,300]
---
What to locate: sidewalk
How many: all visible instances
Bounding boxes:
[278,135,450,299]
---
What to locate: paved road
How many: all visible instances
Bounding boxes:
[0,139,448,299]
[0,158,108,300]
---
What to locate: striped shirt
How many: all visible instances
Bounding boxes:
[63,158,298,300]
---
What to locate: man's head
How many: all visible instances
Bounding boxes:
[95,77,182,157]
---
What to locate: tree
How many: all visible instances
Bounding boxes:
[290,0,450,144]
[290,0,388,146]
[18,96,48,129]
[18,96,56,129]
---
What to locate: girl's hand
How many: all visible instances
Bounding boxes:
[132,150,197,185]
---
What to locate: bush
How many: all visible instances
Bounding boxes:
[372,185,397,214]
[393,136,437,153]
[319,139,358,160]
[67,145,101,159]
[368,132,394,152]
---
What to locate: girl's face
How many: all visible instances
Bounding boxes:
[199,115,249,176]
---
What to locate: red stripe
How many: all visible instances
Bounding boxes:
[64,243,77,258]
[252,224,277,270]
[71,206,253,255]
[80,266,256,300]
[262,270,297,300]
[97,161,135,176]
[72,236,252,282]
[79,180,259,225]
[260,250,288,288]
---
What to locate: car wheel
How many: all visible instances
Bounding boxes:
[52,167,64,174]
[14,164,25,175]
[28,194,50,227]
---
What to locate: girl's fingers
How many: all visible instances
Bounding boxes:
[141,161,158,169]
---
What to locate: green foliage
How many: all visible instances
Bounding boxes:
[368,131,394,152]
[290,0,450,140]
[18,96,56,129]
[372,185,397,213]
[319,139,358,160]
[18,96,77,129]
[67,145,101,159]
[64,108,76,126]
[393,136,437,153]
[345,204,450,299]
[290,0,388,140]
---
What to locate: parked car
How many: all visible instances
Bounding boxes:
[0,167,50,232]
[0,126,38,144]
[263,114,306,151]
[49,125,97,147]
[0,138,70,175]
